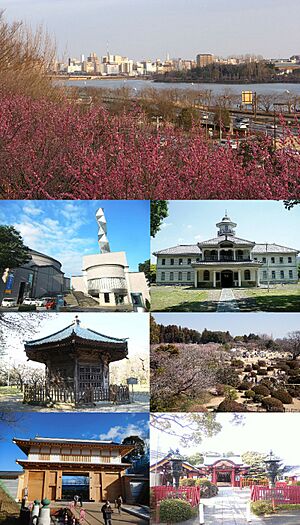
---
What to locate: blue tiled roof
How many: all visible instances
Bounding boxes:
[25,322,127,347]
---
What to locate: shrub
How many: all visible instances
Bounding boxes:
[159,499,193,523]
[217,399,249,412]
[244,365,252,372]
[267,366,274,371]
[253,394,264,403]
[258,360,266,367]
[18,305,36,312]
[244,389,255,399]
[289,361,300,370]
[257,368,267,376]
[238,381,253,391]
[252,364,259,370]
[180,478,196,487]
[271,389,293,404]
[215,384,226,396]
[287,369,299,377]
[261,397,285,412]
[279,364,290,373]
[287,376,300,384]
[216,368,240,388]
[251,500,274,516]
[287,385,300,397]
[223,386,238,401]
[231,359,244,368]
[200,483,218,498]
[253,385,270,396]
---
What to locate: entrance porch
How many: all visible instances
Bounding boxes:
[193,265,261,288]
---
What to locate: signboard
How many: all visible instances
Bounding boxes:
[242,91,253,104]
[4,273,14,294]
[127,377,138,385]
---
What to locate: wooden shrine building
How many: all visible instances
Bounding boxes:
[24,317,128,404]
[14,436,135,503]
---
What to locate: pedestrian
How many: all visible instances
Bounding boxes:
[101,501,113,525]
[78,494,83,507]
[73,494,79,507]
[116,496,123,514]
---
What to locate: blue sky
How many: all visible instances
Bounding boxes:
[151,200,300,262]
[152,312,300,339]
[0,413,149,471]
[1,312,149,365]
[2,0,300,59]
[0,200,150,277]
[151,413,300,464]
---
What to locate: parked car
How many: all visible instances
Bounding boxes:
[34,298,50,307]
[22,298,37,305]
[45,298,56,310]
[1,297,18,307]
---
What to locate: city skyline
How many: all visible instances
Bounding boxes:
[2,0,300,60]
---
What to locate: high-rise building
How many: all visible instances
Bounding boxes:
[196,53,214,67]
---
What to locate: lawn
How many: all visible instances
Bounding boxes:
[0,386,20,397]
[233,284,300,312]
[150,286,220,312]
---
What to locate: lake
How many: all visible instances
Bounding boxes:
[62,78,300,96]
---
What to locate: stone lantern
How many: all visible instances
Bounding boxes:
[169,449,184,488]
[264,450,282,488]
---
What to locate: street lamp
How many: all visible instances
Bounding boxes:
[169,449,184,488]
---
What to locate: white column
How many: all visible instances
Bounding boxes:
[238,270,242,287]
[233,249,236,261]
[218,249,220,261]
[213,271,216,288]
[194,270,197,288]
[256,269,260,287]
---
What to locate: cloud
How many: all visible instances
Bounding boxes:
[161,222,172,229]
[22,203,43,217]
[194,235,202,241]
[187,225,192,229]
[98,422,148,442]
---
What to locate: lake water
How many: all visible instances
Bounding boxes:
[62,78,300,96]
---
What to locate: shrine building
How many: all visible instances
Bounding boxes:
[24,317,128,392]
[150,452,250,488]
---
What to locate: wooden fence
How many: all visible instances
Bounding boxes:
[251,485,300,504]
[23,384,130,405]
[152,486,200,507]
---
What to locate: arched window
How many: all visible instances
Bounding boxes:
[244,269,251,280]
[204,270,210,281]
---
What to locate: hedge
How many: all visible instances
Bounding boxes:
[159,499,194,523]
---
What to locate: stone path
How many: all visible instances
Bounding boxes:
[217,289,240,312]
[203,487,262,525]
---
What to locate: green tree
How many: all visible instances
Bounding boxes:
[121,435,145,463]
[150,315,161,344]
[0,225,30,276]
[150,201,169,237]
[185,452,204,466]
[138,259,156,283]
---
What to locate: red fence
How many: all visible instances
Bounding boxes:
[251,485,300,504]
[152,486,200,507]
